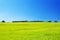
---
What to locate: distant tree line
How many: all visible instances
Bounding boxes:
[12,20,45,22]
[0,20,59,22]
[12,20,28,22]
[12,20,59,22]
[30,20,44,22]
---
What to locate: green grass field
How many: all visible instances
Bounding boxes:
[0,22,60,40]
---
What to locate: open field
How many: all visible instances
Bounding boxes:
[0,22,60,40]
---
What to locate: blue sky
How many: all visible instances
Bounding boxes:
[0,0,60,21]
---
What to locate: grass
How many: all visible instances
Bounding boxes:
[0,22,60,40]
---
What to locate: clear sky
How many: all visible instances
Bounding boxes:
[0,0,60,21]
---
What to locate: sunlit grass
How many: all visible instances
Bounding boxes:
[0,22,60,40]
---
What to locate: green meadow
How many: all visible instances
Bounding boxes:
[0,22,60,40]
